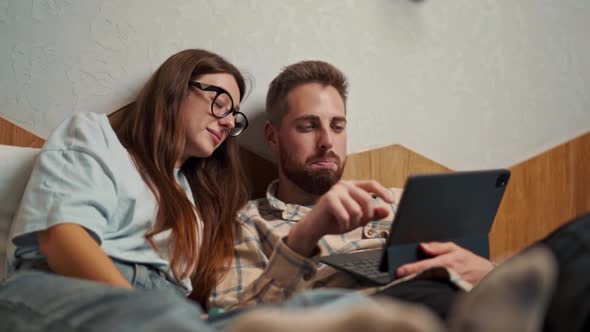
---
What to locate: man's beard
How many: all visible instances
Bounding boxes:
[279,145,345,196]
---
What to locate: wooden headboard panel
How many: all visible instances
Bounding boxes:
[342,144,451,187]
[2,116,588,261]
[491,131,590,259]
[342,135,590,260]
[240,136,590,261]
[0,116,44,148]
[239,148,277,199]
[239,144,450,199]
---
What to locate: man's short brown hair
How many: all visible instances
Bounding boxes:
[266,60,349,125]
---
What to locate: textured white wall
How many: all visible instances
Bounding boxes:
[1,0,589,169]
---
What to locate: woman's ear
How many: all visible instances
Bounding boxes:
[264,121,279,154]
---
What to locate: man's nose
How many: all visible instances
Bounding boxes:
[318,129,333,150]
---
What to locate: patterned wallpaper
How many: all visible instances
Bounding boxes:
[1,0,589,169]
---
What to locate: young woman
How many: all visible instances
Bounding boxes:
[1,49,251,331]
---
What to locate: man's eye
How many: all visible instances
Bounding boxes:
[332,125,345,132]
[297,125,314,132]
[332,122,347,132]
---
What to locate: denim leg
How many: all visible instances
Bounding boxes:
[209,289,377,331]
[278,288,377,311]
[531,213,590,332]
[0,271,212,332]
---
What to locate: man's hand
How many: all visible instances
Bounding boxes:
[395,242,494,284]
[287,180,394,256]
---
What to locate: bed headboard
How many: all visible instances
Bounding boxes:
[1,115,588,262]
[238,135,590,262]
[0,116,45,148]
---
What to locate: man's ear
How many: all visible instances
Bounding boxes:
[264,121,279,154]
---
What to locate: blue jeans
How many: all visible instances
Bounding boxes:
[0,260,374,332]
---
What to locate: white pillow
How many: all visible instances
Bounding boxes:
[0,145,40,279]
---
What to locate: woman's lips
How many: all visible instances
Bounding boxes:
[207,128,222,143]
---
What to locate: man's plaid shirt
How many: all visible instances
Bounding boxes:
[208,180,471,310]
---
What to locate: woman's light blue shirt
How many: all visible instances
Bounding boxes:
[8,112,197,293]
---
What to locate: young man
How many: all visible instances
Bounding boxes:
[209,60,486,313]
[210,60,590,332]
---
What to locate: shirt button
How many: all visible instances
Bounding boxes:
[366,229,376,238]
[379,231,390,238]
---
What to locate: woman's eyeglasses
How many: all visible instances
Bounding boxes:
[189,81,248,137]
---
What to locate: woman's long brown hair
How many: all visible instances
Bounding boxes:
[109,49,249,306]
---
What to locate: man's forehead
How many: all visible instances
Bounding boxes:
[292,113,347,122]
[287,83,344,106]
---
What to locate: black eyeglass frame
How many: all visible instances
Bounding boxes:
[188,80,248,136]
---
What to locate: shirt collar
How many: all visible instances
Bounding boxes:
[265,180,312,221]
